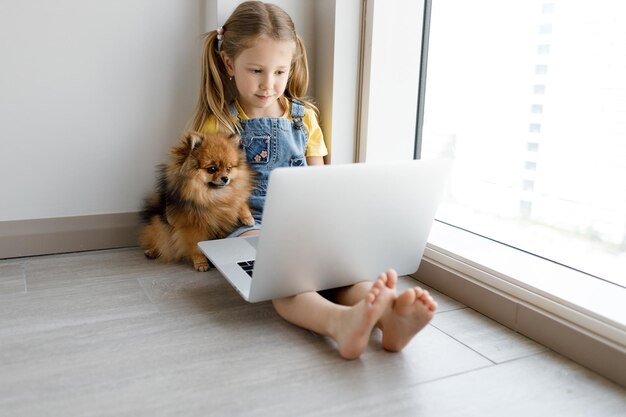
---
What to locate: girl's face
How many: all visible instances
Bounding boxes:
[222,36,296,118]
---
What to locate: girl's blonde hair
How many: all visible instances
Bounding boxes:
[189,1,316,134]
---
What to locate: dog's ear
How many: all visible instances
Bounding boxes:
[171,132,204,156]
[183,132,204,152]
[227,133,241,147]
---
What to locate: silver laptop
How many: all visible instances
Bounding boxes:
[198,159,451,302]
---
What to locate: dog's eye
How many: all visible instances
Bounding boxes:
[226,166,232,173]
[207,167,217,174]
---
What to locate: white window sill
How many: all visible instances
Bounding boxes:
[423,221,626,349]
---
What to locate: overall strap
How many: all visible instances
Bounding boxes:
[290,99,305,129]
[290,99,305,118]
[228,101,244,134]
[229,101,240,118]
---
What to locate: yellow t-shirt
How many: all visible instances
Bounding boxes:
[200,100,328,157]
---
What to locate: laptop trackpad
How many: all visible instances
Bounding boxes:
[245,236,260,249]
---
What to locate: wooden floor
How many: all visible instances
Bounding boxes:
[1,247,625,417]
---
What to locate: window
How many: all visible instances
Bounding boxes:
[419,0,626,287]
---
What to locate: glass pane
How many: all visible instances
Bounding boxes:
[421,0,626,287]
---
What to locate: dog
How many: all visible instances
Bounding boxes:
[139,131,255,271]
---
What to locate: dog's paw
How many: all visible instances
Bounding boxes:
[192,254,210,272]
[194,262,210,272]
[144,249,159,259]
[240,213,255,227]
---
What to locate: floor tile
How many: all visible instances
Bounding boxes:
[312,351,626,417]
[24,248,185,292]
[0,248,622,417]
[431,307,547,363]
[0,310,492,417]
[0,262,25,296]
[136,266,247,314]
[0,278,158,339]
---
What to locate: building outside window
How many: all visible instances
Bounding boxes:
[420,0,626,287]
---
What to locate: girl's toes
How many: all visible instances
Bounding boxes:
[396,287,417,307]
[385,269,398,289]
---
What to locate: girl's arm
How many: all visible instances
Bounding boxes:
[306,156,325,166]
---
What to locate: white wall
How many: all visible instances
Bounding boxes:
[0,0,359,223]
[315,0,362,164]
[0,0,203,221]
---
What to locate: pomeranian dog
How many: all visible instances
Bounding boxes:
[139,131,255,271]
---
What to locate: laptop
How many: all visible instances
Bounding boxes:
[197,159,451,302]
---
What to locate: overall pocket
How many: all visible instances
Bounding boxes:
[241,133,271,164]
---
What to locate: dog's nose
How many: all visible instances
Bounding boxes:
[221,176,229,184]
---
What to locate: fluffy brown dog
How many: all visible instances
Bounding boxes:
[139,131,255,271]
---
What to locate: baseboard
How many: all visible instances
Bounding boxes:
[0,212,140,259]
[412,257,626,389]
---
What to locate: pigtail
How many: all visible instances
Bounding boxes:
[286,35,318,116]
[189,30,239,135]
[287,35,309,99]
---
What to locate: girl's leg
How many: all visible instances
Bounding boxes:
[329,269,438,352]
[272,275,394,359]
[238,230,394,358]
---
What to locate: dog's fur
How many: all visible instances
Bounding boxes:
[139,131,255,271]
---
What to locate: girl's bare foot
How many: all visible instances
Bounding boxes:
[332,275,394,359]
[380,272,437,352]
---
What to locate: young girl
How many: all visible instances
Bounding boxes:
[189,1,437,359]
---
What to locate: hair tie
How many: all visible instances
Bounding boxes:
[216,26,224,51]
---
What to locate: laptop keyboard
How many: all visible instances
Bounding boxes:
[237,260,255,277]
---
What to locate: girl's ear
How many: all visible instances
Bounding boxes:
[220,51,235,77]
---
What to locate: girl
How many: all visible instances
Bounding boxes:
[189,1,437,359]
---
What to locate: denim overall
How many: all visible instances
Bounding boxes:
[228,99,308,235]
